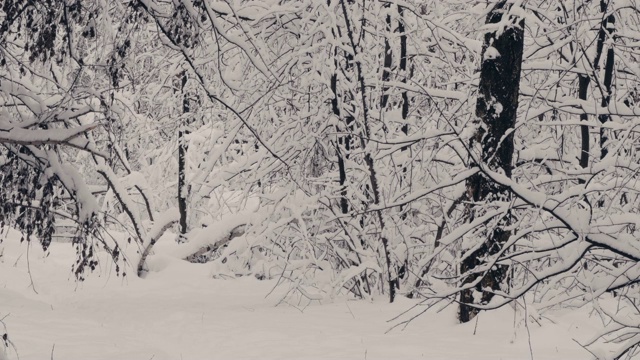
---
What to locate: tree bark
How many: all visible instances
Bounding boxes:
[579,75,590,171]
[599,46,614,160]
[595,0,615,160]
[178,72,189,236]
[398,5,409,146]
[340,0,395,302]
[330,0,371,296]
[459,1,524,323]
[394,3,410,289]
[333,69,351,215]
[380,4,392,110]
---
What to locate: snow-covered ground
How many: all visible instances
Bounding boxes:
[1,231,598,360]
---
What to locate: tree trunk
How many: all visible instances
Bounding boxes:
[333,70,349,215]
[340,0,395,302]
[595,0,615,160]
[330,1,371,296]
[381,4,392,110]
[579,74,590,171]
[599,45,614,161]
[394,3,410,289]
[459,1,524,323]
[399,5,409,147]
[178,72,189,237]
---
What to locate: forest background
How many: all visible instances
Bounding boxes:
[2,0,640,358]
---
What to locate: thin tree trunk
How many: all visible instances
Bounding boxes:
[579,74,590,172]
[599,47,614,160]
[398,4,410,207]
[340,0,395,302]
[381,3,392,110]
[398,5,409,146]
[330,0,371,296]
[393,3,410,290]
[595,0,615,160]
[333,70,350,215]
[459,1,524,323]
[178,72,189,237]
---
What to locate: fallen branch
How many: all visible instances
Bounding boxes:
[184,224,246,263]
[137,208,181,277]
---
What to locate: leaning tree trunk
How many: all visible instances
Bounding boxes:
[459,1,525,323]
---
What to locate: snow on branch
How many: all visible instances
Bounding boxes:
[0,122,99,146]
[137,207,181,277]
[479,165,640,262]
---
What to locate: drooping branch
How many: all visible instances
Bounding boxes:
[137,208,181,276]
[96,161,147,246]
[0,122,99,146]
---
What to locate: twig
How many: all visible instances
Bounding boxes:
[0,314,19,360]
[345,301,356,319]
[572,338,599,359]
[26,242,38,295]
[524,300,534,360]
[473,312,479,335]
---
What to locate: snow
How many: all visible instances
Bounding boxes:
[0,232,601,360]
[156,211,253,260]
[0,122,98,146]
[147,208,181,242]
[483,46,500,61]
[95,161,147,240]
[493,102,503,116]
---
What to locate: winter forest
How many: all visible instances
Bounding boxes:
[2,0,640,358]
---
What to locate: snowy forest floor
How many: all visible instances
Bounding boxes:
[1,230,601,360]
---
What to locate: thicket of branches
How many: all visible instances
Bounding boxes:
[3,0,640,357]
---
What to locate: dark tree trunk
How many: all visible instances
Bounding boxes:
[381,4,392,110]
[333,71,350,215]
[579,75,590,172]
[459,1,524,323]
[595,0,615,160]
[332,44,355,215]
[399,6,411,195]
[393,4,410,289]
[330,3,372,296]
[599,48,614,160]
[340,0,394,302]
[399,5,409,146]
[178,72,189,236]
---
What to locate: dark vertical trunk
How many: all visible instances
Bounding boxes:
[330,0,372,296]
[599,46,614,160]
[459,1,524,323]
[381,4,392,110]
[579,74,590,171]
[333,70,349,214]
[178,72,189,236]
[329,0,348,215]
[340,0,395,302]
[393,4,409,289]
[595,0,615,160]
[399,5,409,145]
[398,4,410,192]
[331,13,354,215]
